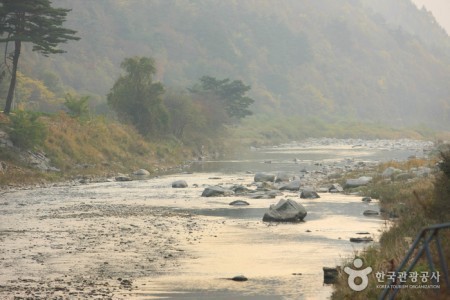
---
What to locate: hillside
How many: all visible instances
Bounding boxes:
[3,0,450,130]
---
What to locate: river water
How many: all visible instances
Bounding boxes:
[135,138,431,299]
[0,138,433,299]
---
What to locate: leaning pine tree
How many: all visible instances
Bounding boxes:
[0,0,80,114]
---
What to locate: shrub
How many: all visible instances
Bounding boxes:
[64,93,90,119]
[431,149,450,221]
[9,111,47,149]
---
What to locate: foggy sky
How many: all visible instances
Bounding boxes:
[411,0,450,35]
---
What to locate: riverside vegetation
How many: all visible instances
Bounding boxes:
[1,1,450,298]
[331,147,450,299]
[1,106,446,188]
[0,111,189,187]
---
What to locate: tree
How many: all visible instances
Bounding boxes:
[194,76,254,120]
[163,89,199,139]
[64,93,90,119]
[107,56,168,136]
[8,110,47,149]
[0,0,79,114]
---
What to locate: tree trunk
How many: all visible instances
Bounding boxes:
[4,40,21,114]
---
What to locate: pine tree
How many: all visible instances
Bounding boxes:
[0,0,80,114]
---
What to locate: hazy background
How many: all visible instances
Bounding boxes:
[412,0,450,34]
[3,0,450,135]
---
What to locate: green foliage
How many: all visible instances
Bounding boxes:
[5,0,450,131]
[431,149,450,221]
[107,56,168,136]
[332,156,450,299]
[193,76,254,120]
[163,88,231,153]
[163,89,199,139]
[0,0,79,114]
[0,0,80,56]
[64,93,90,118]
[15,72,62,112]
[9,110,47,149]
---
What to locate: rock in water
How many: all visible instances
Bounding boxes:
[201,186,233,197]
[363,210,379,216]
[323,267,339,284]
[262,199,307,222]
[229,200,250,206]
[275,172,291,182]
[172,180,188,188]
[254,172,276,182]
[231,185,252,195]
[231,275,248,282]
[350,237,373,243]
[279,180,301,191]
[300,187,320,199]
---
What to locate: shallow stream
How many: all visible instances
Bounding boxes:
[0,138,432,299]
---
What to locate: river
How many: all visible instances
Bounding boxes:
[0,138,433,299]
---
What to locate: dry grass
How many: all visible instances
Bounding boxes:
[43,113,190,173]
[332,158,450,299]
[0,112,189,186]
[379,157,432,171]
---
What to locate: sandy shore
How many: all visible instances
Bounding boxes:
[0,188,214,299]
[0,171,386,299]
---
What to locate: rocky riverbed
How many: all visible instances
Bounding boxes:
[0,138,437,299]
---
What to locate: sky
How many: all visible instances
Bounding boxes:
[411,0,450,35]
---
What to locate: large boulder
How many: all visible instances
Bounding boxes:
[275,172,291,183]
[172,180,188,188]
[262,199,307,222]
[231,185,253,195]
[328,183,344,193]
[255,181,276,190]
[133,169,150,176]
[279,180,301,191]
[254,172,276,182]
[381,167,402,178]
[300,187,320,199]
[345,176,372,188]
[201,186,233,197]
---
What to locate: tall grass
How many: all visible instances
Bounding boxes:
[332,157,450,299]
[43,112,186,173]
[0,112,189,185]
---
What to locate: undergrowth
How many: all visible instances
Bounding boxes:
[332,155,450,299]
[0,112,190,186]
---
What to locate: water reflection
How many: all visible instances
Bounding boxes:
[189,140,426,174]
[144,140,426,299]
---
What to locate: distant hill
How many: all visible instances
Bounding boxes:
[8,0,450,129]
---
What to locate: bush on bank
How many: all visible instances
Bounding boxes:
[0,112,192,186]
[332,151,450,299]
